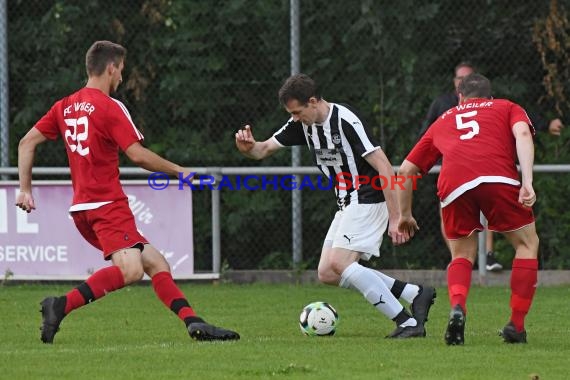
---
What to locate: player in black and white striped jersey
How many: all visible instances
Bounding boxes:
[273,101,384,210]
[236,74,436,338]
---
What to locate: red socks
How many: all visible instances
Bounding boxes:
[446,257,537,333]
[64,265,125,314]
[510,258,538,332]
[151,271,197,323]
[63,269,197,325]
[447,258,472,314]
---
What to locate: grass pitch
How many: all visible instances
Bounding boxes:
[0,283,568,380]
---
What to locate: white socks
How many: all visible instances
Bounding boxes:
[340,262,406,320]
[372,270,420,303]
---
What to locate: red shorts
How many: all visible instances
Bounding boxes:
[441,183,535,240]
[71,200,148,259]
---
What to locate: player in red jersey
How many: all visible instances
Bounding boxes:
[16,40,239,343]
[396,73,539,345]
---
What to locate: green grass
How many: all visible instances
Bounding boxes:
[1,283,569,380]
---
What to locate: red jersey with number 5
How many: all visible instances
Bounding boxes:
[405,98,533,207]
[34,87,144,208]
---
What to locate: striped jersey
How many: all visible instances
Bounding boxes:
[34,87,144,210]
[272,102,385,208]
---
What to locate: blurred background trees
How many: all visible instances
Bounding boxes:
[6,0,570,269]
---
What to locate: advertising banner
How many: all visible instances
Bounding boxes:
[0,182,193,280]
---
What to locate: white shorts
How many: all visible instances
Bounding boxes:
[323,202,388,260]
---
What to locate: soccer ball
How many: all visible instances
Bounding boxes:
[299,301,339,336]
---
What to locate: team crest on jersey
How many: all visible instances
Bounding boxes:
[332,133,341,145]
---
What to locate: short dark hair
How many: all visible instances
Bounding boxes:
[85,41,127,77]
[454,61,476,76]
[278,74,321,105]
[457,73,492,99]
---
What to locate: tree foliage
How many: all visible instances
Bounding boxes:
[7,0,570,269]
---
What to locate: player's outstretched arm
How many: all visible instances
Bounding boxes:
[124,142,187,177]
[396,159,421,239]
[16,127,48,213]
[513,121,536,207]
[235,125,281,160]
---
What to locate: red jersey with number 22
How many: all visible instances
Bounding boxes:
[34,87,144,209]
[406,98,533,207]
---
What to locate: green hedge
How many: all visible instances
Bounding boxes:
[7,0,570,269]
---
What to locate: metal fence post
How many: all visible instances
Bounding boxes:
[290,0,302,268]
[478,213,487,285]
[211,169,221,274]
[0,0,9,179]
[291,0,303,268]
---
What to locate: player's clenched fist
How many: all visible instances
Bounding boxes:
[15,191,36,213]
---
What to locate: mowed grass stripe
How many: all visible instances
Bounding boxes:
[0,283,568,379]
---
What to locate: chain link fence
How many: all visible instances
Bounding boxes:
[3,0,570,271]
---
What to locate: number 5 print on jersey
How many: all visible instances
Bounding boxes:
[455,111,479,140]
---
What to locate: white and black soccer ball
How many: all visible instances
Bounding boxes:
[299,301,339,336]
